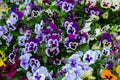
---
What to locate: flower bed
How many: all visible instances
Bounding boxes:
[0,0,120,80]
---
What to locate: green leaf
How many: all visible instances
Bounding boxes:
[43,56,48,63]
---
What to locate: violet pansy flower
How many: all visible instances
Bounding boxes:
[24,28,32,40]
[57,0,75,12]
[89,7,101,16]
[19,53,32,70]
[62,71,82,80]
[63,19,80,35]
[2,33,12,46]
[18,36,26,46]
[25,39,39,53]
[83,50,96,65]
[0,26,8,37]
[45,47,59,57]
[29,57,40,73]
[102,47,111,57]
[33,66,52,80]
[68,54,81,67]
[64,34,78,50]
[6,7,23,30]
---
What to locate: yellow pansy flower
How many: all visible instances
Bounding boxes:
[102,11,109,19]
[0,51,7,67]
[81,70,96,80]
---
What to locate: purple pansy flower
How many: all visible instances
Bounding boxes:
[68,54,81,67]
[56,0,75,12]
[75,32,88,44]
[18,36,26,46]
[25,39,39,53]
[63,19,80,35]
[47,22,57,32]
[29,57,40,73]
[64,34,78,50]
[83,50,96,65]
[2,33,12,46]
[9,47,19,64]
[0,26,8,37]
[19,53,32,70]
[62,71,82,80]
[34,18,47,34]
[6,7,23,30]
[84,4,92,14]
[24,28,32,40]
[98,32,112,47]
[89,7,101,16]
[46,35,59,47]
[102,47,111,57]
[23,3,38,18]
[33,66,51,80]
[45,47,59,57]
[53,57,62,66]
[36,32,44,43]
[33,72,45,80]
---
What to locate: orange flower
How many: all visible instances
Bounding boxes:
[101,69,117,80]
[116,65,120,76]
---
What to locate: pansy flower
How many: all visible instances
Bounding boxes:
[110,0,120,11]
[84,4,92,15]
[100,69,117,80]
[62,71,82,80]
[0,25,8,37]
[24,28,32,40]
[63,19,80,35]
[33,66,52,80]
[53,57,62,66]
[116,65,120,76]
[45,46,59,57]
[83,50,96,65]
[0,51,7,67]
[36,32,44,44]
[29,57,40,73]
[85,0,97,6]
[98,32,112,48]
[89,7,101,16]
[8,47,20,64]
[75,32,88,44]
[32,7,40,17]
[23,3,38,19]
[102,11,109,19]
[101,0,112,8]
[18,36,26,46]
[2,33,12,46]
[64,34,78,50]
[57,0,75,12]
[34,18,47,34]
[46,35,59,47]
[102,47,111,56]
[25,39,39,53]
[68,54,81,67]
[6,7,23,30]
[19,53,32,70]
[3,63,17,79]
[45,35,60,57]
